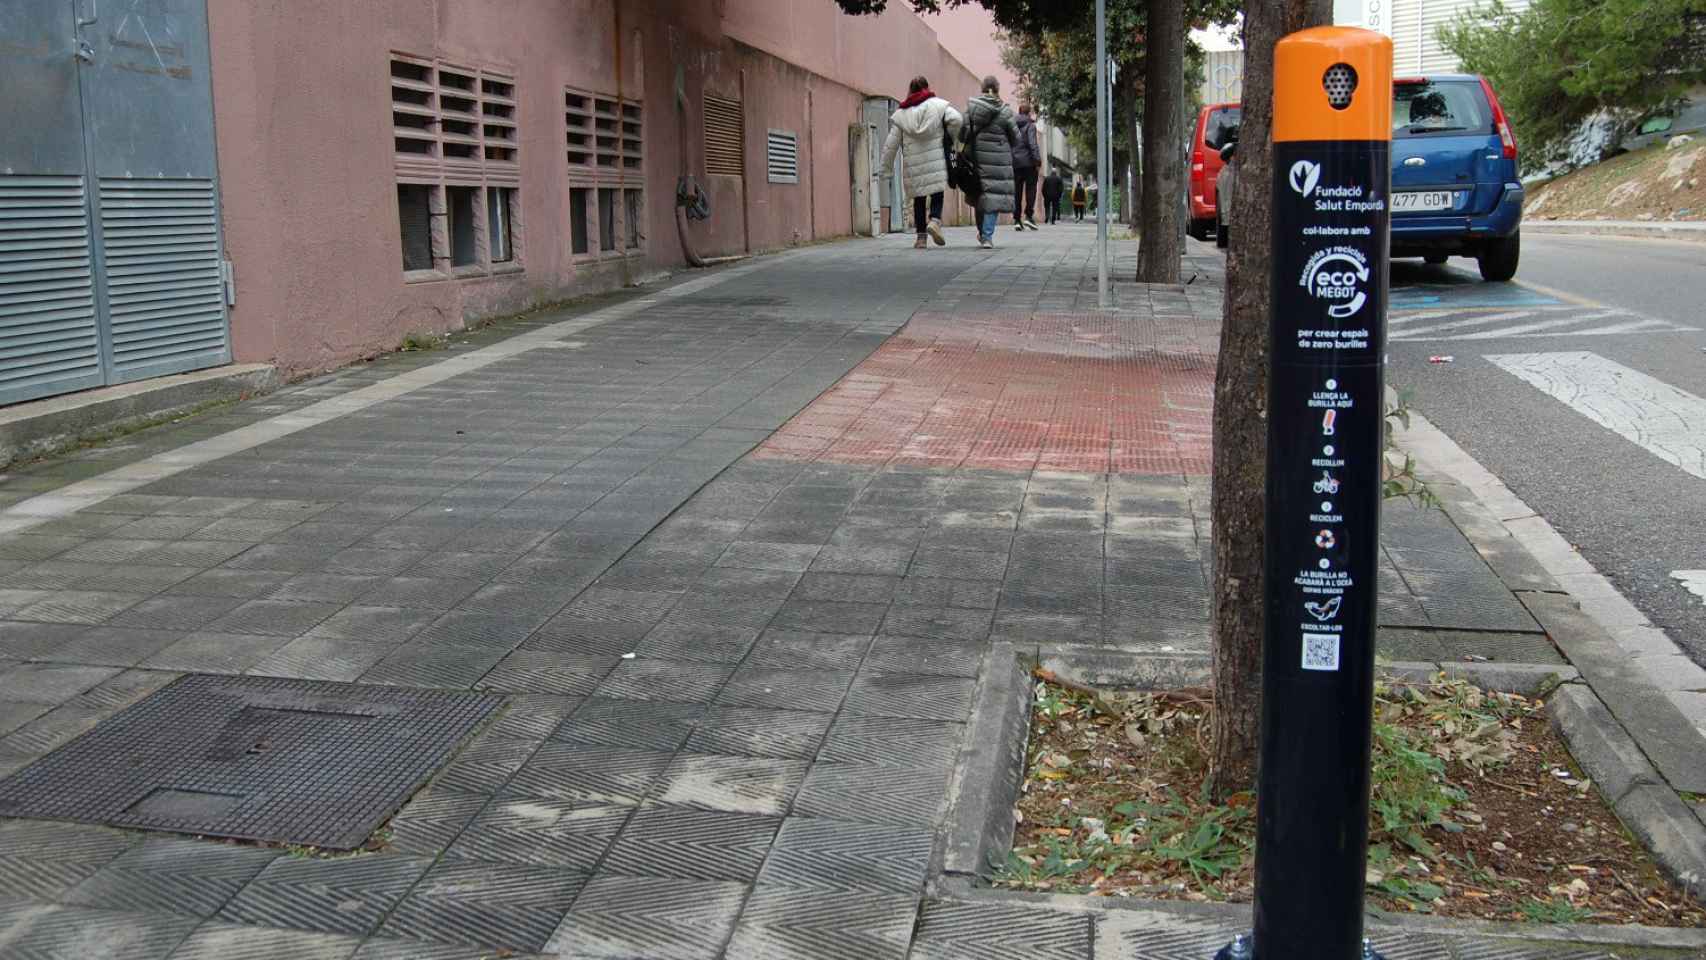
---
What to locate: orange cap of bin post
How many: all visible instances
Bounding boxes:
[1273,26,1392,143]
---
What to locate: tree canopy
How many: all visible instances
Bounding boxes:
[1440,0,1706,171]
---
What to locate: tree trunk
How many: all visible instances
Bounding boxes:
[1136,0,1184,282]
[1208,0,1334,801]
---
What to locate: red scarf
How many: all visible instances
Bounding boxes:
[898,88,935,110]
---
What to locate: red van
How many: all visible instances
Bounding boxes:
[1188,102,1241,241]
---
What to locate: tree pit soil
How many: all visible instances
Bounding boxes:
[999,672,1705,927]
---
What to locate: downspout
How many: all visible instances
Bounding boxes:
[738,68,751,254]
[673,59,745,268]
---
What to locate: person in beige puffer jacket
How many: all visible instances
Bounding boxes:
[881,76,964,248]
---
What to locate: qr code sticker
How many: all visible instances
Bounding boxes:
[1302,632,1340,671]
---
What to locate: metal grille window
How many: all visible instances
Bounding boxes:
[703,94,745,177]
[390,54,520,277]
[766,129,799,184]
[566,86,644,258]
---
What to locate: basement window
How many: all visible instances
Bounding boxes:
[447,185,480,267]
[488,187,515,263]
[397,184,436,271]
[597,188,617,252]
[570,188,590,255]
[624,189,643,250]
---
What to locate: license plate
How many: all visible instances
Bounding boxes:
[1392,190,1455,212]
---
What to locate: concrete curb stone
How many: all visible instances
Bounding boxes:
[1523,219,1706,242]
[1615,783,1706,900]
[939,642,1032,881]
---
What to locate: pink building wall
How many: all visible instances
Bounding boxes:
[206,0,982,379]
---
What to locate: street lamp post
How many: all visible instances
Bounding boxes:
[1095,0,1109,308]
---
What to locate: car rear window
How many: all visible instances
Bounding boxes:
[1204,106,1241,149]
[1393,80,1491,138]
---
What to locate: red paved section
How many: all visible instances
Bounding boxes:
[754,310,1215,476]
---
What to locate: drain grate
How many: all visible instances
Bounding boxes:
[0,675,500,849]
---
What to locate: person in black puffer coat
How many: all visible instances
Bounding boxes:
[1011,104,1042,230]
[962,76,1019,249]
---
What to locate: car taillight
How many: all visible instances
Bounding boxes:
[1479,76,1517,161]
[1191,151,1204,180]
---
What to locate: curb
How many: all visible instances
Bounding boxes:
[939,642,1033,882]
[1523,219,1706,242]
[0,363,279,469]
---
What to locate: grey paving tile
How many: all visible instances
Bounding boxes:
[843,670,976,721]
[304,605,438,645]
[880,604,994,641]
[360,577,482,611]
[0,819,136,900]
[447,798,629,870]
[602,804,780,882]
[165,568,295,598]
[379,858,587,953]
[864,636,985,677]
[686,706,832,761]
[415,612,539,649]
[0,661,120,702]
[793,760,951,826]
[505,741,675,805]
[545,874,748,959]
[634,623,760,664]
[168,922,363,960]
[15,590,144,624]
[0,899,195,958]
[433,736,541,795]
[217,853,431,937]
[207,599,343,637]
[718,541,821,572]
[551,698,705,751]
[758,817,934,893]
[651,753,810,816]
[267,573,382,603]
[108,595,248,631]
[478,649,614,696]
[45,626,184,667]
[189,518,302,542]
[724,884,917,960]
[910,899,1093,960]
[716,666,854,713]
[819,714,965,768]
[62,837,279,918]
[483,694,582,741]
[248,636,394,681]
[809,545,914,576]
[143,631,296,674]
[360,643,507,688]
[771,600,889,636]
[384,789,488,858]
[595,658,733,704]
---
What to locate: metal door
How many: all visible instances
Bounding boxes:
[0,1,105,404]
[0,0,229,407]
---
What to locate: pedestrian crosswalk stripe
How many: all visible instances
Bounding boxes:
[1487,351,1706,480]
[1390,307,1698,342]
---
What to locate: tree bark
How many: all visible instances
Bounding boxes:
[1136,0,1184,282]
[1208,0,1334,801]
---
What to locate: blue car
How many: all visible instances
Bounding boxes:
[1390,74,1523,281]
[1213,73,1524,281]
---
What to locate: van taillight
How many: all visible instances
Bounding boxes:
[1479,76,1518,161]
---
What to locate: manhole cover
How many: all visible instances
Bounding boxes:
[0,675,499,849]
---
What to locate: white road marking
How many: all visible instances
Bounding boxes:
[1485,351,1706,480]
[1673,570,1706,604]
[1391,306,1700,342]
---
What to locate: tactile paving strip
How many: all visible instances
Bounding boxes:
[753,310,1216,476]
[0,675,498,849]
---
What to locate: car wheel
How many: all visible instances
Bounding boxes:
[1477,231,1520,282]
[1189,218,1211,241]
[1424,253,1448,265]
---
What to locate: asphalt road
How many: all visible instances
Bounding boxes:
[1385,233,1706,665]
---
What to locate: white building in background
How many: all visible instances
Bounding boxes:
[1333,0,1532,74]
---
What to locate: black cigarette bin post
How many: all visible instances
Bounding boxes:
[1215,26,1394,960]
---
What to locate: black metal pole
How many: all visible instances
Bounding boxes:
[1218,27,1393,960]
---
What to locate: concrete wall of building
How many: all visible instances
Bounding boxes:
[206,0,981,379]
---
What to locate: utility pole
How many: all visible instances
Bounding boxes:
[1095,0,1109,307]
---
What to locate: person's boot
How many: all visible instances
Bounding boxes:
[927,219,945,245]
[914,234,928,249]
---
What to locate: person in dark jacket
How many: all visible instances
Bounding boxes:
[1041,169,1064,224]
[1070,177,1088,221]
[962,76,1020,249]
[1010,104,1042,230]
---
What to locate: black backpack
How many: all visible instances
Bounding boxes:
[950,113,982,197]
